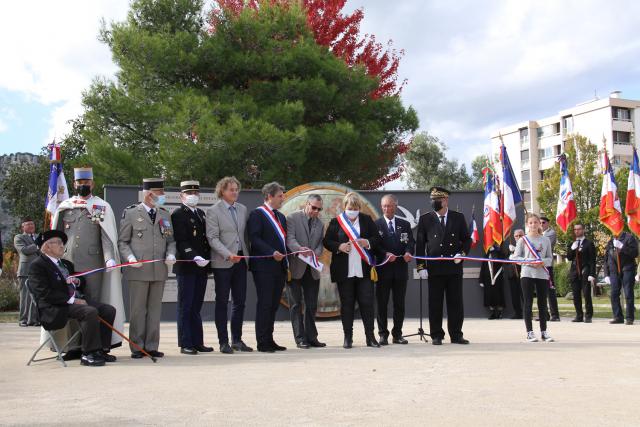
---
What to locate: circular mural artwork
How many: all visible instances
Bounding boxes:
[280,182,380,318]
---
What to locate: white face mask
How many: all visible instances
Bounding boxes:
[184,194,199,207]
[345,209,359,219]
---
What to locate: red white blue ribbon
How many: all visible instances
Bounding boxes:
[336,212,376,266]
[521,235,553,288]
[257,204,287,252]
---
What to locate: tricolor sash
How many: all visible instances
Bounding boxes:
[336,212,378,281]
[522,235,553,288]
[257,204,289,271]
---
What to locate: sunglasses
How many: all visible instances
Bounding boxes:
[310,206,323,212]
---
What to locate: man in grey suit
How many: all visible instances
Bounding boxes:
[118,178,176,359]
[14,218,40,326]
[206,176,253,354]
[285,194,326,348]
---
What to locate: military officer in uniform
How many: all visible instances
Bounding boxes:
[118,178,176,358]
[415,187,472,345]
[172,180,213,355]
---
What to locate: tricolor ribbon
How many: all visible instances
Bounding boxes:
[521,235,553,289]
[336,213,376,266]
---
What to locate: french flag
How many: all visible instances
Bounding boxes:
[625,148,640,236]
[45,144,69,215]
[482,168,502,252]
[500,144,523,239]
[469,212,479,249]
[599,150,624,235]
[555,154,577,233]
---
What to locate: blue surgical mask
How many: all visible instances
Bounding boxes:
[155,195,166,206]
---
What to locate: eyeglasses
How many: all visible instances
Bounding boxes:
[309,206,323,212]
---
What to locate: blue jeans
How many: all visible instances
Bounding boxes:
[610,269,635,321]
[212,261,248,345]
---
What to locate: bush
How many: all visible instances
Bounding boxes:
[0,278,19,311]
[553,261,571,297]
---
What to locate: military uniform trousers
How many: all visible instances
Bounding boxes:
[177,272,208,348]
[128,280,165,352]
[428,273,464,341]
[19,276,38,325]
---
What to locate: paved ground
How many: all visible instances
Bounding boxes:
[1,317,639,426]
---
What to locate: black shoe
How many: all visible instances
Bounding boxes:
[32,322,41,327]
[98,350,117,362]
[488,310,497,320]
[257,344,275,353]
[571,317,584,322]
[296,342,310,349]
[231,340,253,352]
[610,319,624,324]
[366,335,380,348]
[308,340,326,348]
[379,336,389,346]
[271,342,287,351]
[392,337,408,344]
[451,338,470,344]
[62,349,82,361]
[81,352,105,367]
[194,345,214,352]
[131,351,144,359]
[146,350,164,358]
[220,343,234,354]
[584,317,592,323]
[496,310,503,319]
[181,347,198,355]
[18,321,28,327]
[432,338,443,346]
[343,335,353,349]
[626,319,634,325]
[550,316,560,322]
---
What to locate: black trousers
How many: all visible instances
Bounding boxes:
[176,272,208,348]
[571,275,593,319]
[547,266,559,318]
[212,261,248,345]
[67,300,115,353]
[428,274,464,341]
[522,277,548,332]
[337,277,375,337]
[286,268,320,344]
[253,269,286,346]
[376,275,407,338]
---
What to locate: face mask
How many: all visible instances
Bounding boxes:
[184,194,199,207]
[345,209,359,219]
[153,194,166,206]
[76,185,91,197]
[431,200,443,211]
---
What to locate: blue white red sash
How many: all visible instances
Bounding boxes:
[522,235,553,287]
[336,212,375,266]
[257,204,287,252]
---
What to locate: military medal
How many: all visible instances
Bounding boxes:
[137,231,143,238]
[193,229,197,237]
[159,218,173,237]
[137,217,144,222]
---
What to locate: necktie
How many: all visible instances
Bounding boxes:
[308,218,313,232]
[229,206,239,229]
[149,208,156,224]
[439,215,445,228]
[57,260,70,278]
[388,220,395,235]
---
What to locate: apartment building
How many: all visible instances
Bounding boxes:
[491,91,640,212]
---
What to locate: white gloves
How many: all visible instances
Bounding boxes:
[418,269,429,280]
[479,282,484,288]
[613,239,624,249]
[636,275,639,283]
[193,256,210,267]
[604,276,611,285]
[453,253,463,264]
[587,276,595,283]
[571,241,579,250]
[127,255,143,268]
[105,259,117,268]
[508,244,515,252]
[165,254,176,266]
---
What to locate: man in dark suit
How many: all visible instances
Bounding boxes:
[375,194,415,345]
[604,231,638,325]
[172,180,213,355]
[415,187,472,345]
[14,218,40,326]
[248,182,289,353]
[28,230,116,367]
[566,223,596,323]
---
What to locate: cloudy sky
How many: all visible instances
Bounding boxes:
[1,0,640,180]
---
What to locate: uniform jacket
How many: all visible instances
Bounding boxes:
[415,210,471,276]
[374,216,415,281]
[171,204,211,275]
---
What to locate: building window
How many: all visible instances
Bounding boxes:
[613,107,631,121]
[613,131,631,145]
[536,123,560,139]
[521,149,529,161]
[521,170,530,190]
[562,115,573,135]
[538,146,557,160]
[519,128,529,147]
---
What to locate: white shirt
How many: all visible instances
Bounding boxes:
[347,217,364,278]
[142,202,154,213]
[436,209,449,227]
[47,254,75,305]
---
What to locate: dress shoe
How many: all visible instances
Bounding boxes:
[626,319,634,325]
[220,343,234,354]
[610,318,624,324]
[550,316,560,322]
[366,336,380,348]
[308,340,326,348]
[379,336,389,346]
[495,310,503,319]
[194,345,214,352]
[98,350,117,362]
[431,338,443,345]
[181,347,198,355]
[32,322,41,327]
[343,336,353,349]
[81,352,105,367]
[271,342,287,351]
[451,338,470,344]
[231,340,253,352]
[488,310,498,320]
[18,321,28,327]
[584,317,592,323]
[296,342,310,349]
[571,317,584,323]
[146,350,164,358]
[131,351,144,359]
[392,337,408,345]
[257,344,275,353]
[62,349,82,361]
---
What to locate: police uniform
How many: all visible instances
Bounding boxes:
[118,178,176,357]
[415,187,471,344]
[171,180,212,353]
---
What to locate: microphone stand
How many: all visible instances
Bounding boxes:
[403,277,431,342]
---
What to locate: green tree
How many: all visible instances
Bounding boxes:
[405,131,472,190]
[469,154,491,190]
[61,0,418,191]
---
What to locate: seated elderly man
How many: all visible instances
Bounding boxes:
[29,230,117,367]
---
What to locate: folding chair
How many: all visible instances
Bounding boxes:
[25,279,81,367]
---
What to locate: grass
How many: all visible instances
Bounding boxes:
[0,311,18,323]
